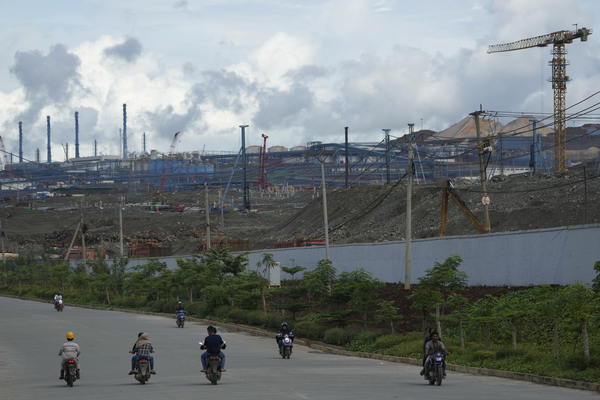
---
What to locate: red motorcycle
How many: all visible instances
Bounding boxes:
[55,299,64,312]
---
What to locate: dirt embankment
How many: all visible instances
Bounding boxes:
[1,167,599,258]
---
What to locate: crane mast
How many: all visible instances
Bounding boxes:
[488,27,592,172]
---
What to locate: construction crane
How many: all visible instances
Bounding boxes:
[258,134,268,188]
[488,26,592,172]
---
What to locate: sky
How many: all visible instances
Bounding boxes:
[0,0,598,160]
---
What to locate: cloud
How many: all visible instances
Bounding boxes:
[172,0,188,10]
[9,43,81,122]
[103,37,143,63]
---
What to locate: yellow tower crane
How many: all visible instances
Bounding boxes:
[488,27,592,172]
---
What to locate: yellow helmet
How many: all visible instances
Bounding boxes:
[66,332,74,339]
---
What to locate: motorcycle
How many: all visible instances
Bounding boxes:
[279,334,293,359]
[425,351,446,386]
[176,310,185,328]
[133,356,152,384]
[63,359,78,387]
[200,342,224,385]
[55,299,64,312]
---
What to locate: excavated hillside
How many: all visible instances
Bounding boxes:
[1,167,599,258]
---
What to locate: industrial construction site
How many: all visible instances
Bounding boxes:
[0,27,599,261]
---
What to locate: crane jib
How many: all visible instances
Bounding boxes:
[487,28,592,53]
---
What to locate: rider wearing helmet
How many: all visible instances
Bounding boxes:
[275,322,294,354]
[58,332,81,379]
[175,301,185,312]
[54,291,62,307]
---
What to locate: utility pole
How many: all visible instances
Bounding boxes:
[81,215,87,274]
[119,197,124,258]
[220,179,224,227]
[383,129,391,184]
[345,127,349,189]
[205,182,211,250]
[471,109,492,233]
[530,119,538,175]
[239,125,250,210]
[0,220,6,285]
[314,153,331,260]
[404,124,414,290]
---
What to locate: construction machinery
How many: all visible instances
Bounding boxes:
[488,27,592,172]
[440,180,486,236]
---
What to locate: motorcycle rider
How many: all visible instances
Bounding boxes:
[200,325,226,372]
[423,332,450,379]
[58,331,80,379]
[129,332,156,375]
[276,322,294,354]
[54,291,62,308]
[420,326,437,376]
[175,301,185,312]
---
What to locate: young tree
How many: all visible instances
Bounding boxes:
[444,293,471,349]
[281,259,306,280]
[375,300,403,334]
[562,284,598,358]
[470,295,498,349]
[255,253,278,312]
[416,254,468,335]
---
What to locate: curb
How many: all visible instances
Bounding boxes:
[1,293,598,392]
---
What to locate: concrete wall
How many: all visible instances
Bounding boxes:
[89,224,600,286]
[244,224,600,286]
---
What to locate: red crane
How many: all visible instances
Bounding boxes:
[258,134,268,188]
[160,132,180,192]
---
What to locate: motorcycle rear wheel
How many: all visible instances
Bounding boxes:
[67,374,73,387]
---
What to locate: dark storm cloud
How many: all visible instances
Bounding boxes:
[253,83,314,130]
[9,43,81,122]
[104,37,143,63]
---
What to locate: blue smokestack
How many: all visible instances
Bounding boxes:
[123,103,127,159]
[19,121,23,163]
[47,116,51,163]
[75,111,80,158]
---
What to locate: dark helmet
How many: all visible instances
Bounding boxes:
[57,291,61,295]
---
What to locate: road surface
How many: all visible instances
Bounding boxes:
[0,296,594,400]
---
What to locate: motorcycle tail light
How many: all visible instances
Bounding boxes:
[212,356,217,360]
[68,360,74,363]
[141,360,147,363]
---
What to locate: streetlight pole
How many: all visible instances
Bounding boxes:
[239,125,250,210]
[471,110,491,233]
[404,124,414,290]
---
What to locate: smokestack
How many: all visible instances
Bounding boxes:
[36,148,40,163]
[75,111,80,158]
[123,104,127,159]
[143,132,146,154]
[47,116,51,163]
[19,121,23,163]
[94,139,97,157]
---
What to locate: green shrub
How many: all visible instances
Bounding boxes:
[213,305,232,319]
[465,342,485,352]
[387,339,423,357]
[446,345,469,357]
[473,350,495,361]
[522,350,546,363]
[357,330,388,342]
[563,353,600,371]
[321,328,361,346]
[374,334,405,350]
[246,311,267,326]
[262,313,288,329]
[227,309,248,324]
[294,321,327,340]
[495,348,524,360]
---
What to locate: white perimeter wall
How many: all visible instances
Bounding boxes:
[104,224,600,286]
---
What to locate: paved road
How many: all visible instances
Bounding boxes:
[0,296,595,400]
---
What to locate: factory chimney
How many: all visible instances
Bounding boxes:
[47,116,51,163]
[123,104,128,159]
[19,121,23,163]
[75,111,80,158]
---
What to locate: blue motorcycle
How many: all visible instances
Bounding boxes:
[176,310,186,328]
